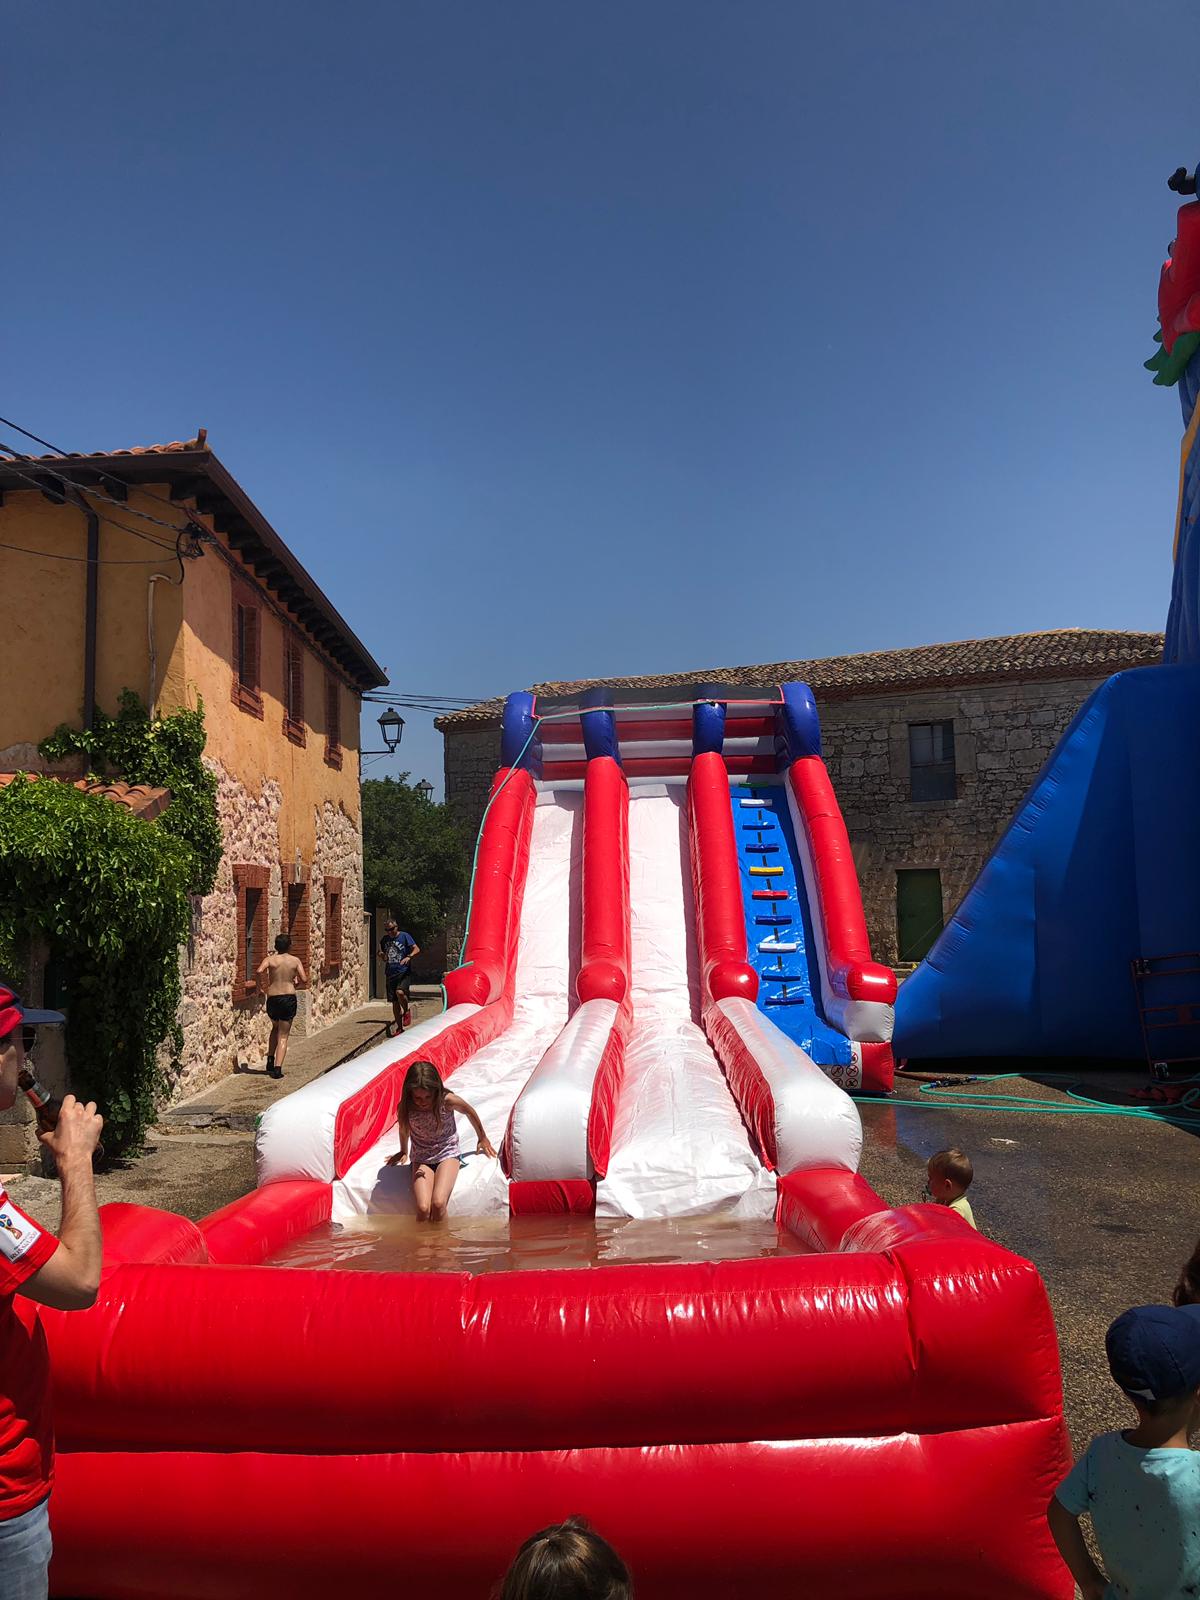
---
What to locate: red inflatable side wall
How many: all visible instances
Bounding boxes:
[43,1247,1062,1454]
[787,757,897,1010]
[579,755,632,1177]
[686,752,776,1166]
[199,1180,332,1265]
[50,1425,1071,1600]
[331,768,536,1176]
[686,752,758,1005]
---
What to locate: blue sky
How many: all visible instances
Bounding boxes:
[6,2,1195,791]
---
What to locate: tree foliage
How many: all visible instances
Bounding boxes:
[362,776,468,945]
[0,777,195,1153]
[39,689,221,896]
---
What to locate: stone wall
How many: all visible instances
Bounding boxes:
[175,759,365,1097]
[816,675,1109,965]
[309,799,366,1029]
[443,725,501,833]
[441,672,1114,970]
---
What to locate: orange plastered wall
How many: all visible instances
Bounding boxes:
[0,490,186,754]
[176,523,360,866]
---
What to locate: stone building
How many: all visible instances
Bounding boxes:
[436,630,1162,968]
[0,432,386,1102]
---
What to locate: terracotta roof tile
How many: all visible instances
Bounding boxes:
[10,429,208,463]
[435,629,1165,727]
[0,774,171,821]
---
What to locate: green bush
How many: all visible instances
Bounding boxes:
[0,776,196,1152]
[39,689,221,896]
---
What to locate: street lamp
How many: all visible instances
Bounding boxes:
[415,778,434,802]
[363,707,406,757]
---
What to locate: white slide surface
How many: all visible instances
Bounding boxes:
[334,792,582,1220]
[597,787,776,1220]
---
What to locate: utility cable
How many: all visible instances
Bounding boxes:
[0,443,202,547]
[0,539,180,566]
[0,413,213,528]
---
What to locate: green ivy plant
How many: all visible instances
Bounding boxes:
[0,776,195,1152]
[39,689,221,896]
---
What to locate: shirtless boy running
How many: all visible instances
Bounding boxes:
[257,934,307,1079]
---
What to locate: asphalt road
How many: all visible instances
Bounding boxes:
[857,1067,1200,1450]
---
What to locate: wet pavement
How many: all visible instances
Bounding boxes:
[857,1067,1200,1450]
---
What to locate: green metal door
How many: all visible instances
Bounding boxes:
[896,869,943,963]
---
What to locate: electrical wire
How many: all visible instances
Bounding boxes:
[0,538,180,566]
[0,411,371,693]
[0,443,200,548]
[0,413,213,529]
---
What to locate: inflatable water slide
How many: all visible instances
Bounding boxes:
[897,182,1200,1061]
[258,682,894,1220]
[32,682,1072,1598]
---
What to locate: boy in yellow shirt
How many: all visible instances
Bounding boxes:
[925,1147,977,1229]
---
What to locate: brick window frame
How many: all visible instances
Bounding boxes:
[232,863,270,1005]
[283,632,306,747]
[324,675,343,770]
[280,864,311,975]
[322,874,344,978]
[231,585,264,719]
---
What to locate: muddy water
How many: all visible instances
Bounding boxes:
[263,1212,805,1275]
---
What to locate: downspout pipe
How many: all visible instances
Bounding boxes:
[79,498,99,732]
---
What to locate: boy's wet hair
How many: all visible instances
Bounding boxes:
[928,1147,973,1189]
[274,934,291,953]
[498,1517,632,1600]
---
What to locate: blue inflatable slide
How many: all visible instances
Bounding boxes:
[897,224,1200,1062]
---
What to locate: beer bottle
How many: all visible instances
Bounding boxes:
[17,1068,61,1134]
[17,1069,105,1159]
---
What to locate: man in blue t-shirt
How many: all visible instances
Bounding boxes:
[379,922,419,1037]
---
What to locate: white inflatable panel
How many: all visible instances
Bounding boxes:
[783,780,894,1045]
[507,998,620,1181]
[597,789,776,1221]
[256,1004,482,1185]
[713,998,862,1174]
[334,792,583,1220]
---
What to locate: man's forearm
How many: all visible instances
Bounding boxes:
[57,1154,102,1288]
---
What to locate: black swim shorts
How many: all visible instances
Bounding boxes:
[386,971,412,1004]
[266,993,298,1023]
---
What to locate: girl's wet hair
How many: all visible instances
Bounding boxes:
[400,1060,447,1122]
[498,1518,631,1600]
[1174,1238,1200,1307]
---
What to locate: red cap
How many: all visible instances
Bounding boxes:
[0,984,66,1038]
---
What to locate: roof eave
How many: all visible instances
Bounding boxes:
[0,449,387,692]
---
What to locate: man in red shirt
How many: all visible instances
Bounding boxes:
[0,985,103,1599]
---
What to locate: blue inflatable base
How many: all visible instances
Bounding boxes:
[895,663,1200,1060]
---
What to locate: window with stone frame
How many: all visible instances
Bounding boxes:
[322,875,343,977]
[232,864,270,1004]
[281,866,311,975]
[231,587,263,719]
[908,720,956,802]
[324,674,343,770]
[283,632,306,747]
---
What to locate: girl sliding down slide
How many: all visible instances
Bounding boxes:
[387,1061,497,1220]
